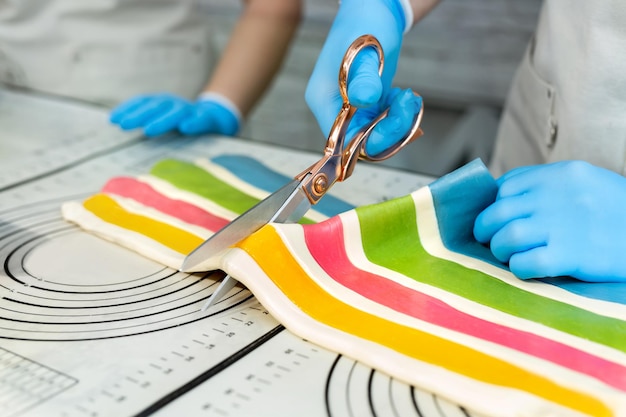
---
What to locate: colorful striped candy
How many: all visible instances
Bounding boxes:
[63,156,626,417]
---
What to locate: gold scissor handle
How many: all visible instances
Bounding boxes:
[338,35,424,179]
[348,92,424,160]
[297,34,423,204]
[338,35,385,104]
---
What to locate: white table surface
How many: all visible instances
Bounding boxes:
[0,88,477,417]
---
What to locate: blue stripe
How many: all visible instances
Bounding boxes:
[429,158,500,265]
[542,277,626,304]
[211,154,354,217]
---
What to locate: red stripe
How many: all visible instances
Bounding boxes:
[102,177,229,232]
[303,216,626,391]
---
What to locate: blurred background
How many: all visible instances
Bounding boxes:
[202,0,543,177]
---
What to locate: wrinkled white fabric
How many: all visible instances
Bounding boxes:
[0,0,215,105]
[490,1,626,177]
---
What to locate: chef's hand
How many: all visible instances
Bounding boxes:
[474,161,626,282]
[110,93,240,137]
[305,0,421,155]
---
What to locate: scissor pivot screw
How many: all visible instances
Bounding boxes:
[313,174,329,196]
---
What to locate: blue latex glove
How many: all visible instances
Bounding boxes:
[474,161,626,282]
[305,0,422,156]
[109,93,240,137]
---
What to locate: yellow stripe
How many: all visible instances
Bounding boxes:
[83,194,203,255]
[238,226,612,417]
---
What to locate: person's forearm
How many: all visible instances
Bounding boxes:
[202,0,302,117]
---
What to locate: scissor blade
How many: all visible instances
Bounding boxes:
[181,178,311,272]
[200,273,238,311]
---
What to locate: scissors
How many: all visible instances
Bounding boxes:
[181,34,424,310]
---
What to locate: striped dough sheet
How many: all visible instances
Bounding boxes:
[63,157,626,417]
[62,155,354,271]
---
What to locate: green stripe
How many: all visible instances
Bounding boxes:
[356,195,626,353]
[150,159,314,224]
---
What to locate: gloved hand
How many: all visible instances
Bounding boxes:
[473,161,626,282]
[305,0,422,156]
[109,93,241,137]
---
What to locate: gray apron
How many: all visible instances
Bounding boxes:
[489,0,626,177]
[0,0,215,106]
